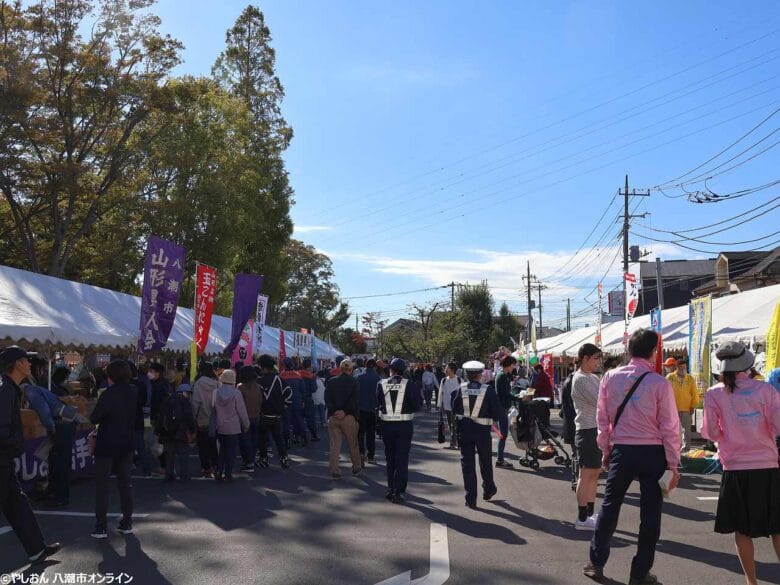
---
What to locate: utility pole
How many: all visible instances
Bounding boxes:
[566,298,571,332]
[536,281,548,332]
[655,257,665,309]
[525,261,533,342]
[448,281,457,326]
[620,175,650,343]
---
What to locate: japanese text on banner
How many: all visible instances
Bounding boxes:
[194,264,217,354]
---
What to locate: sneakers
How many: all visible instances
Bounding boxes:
[628,574,661,585]
[352,466,362,476]
[582,562,603,580]
[29,542,61,564]
[366,455,375,463]
[465,500,478,510]
[240,464,255,473]
[495,459,514,469]
[117,520,133,535]
[201,468,213,478]
[575,516,598,531]
[385,490,395,501]
[214,472,224,482]
[90,527,108,540]
[483,487,498,501]
[257,458,269,468]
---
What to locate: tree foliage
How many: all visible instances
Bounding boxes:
[0,1,346,328]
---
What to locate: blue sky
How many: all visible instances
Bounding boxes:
[154,0,780,330]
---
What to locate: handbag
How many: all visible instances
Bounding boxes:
[437,411,446,444]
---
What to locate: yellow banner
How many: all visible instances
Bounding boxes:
[765,302,780,372]
[190,340,197,383]
[688,295,712,406]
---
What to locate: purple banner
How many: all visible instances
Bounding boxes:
[225,273,263,355]
[18,429,95,490]
[138,235,186,354]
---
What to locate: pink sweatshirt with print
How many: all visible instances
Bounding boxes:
[701,374,780,471]
[597,358,681,470]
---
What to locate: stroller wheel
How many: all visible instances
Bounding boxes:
[530,460,540,471]
[554,456,564,465]
[519,459,529,467]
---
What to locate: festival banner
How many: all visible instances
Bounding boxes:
[530,315,537,355]
[231,318,254,367]
[138,236,186,354]
[765,302,780,372]
[310,327,318,369]
[689,295,712,406]
[651,307,663,374]
[194,263,217,354]
[225,274,263,356]
[623,272,638,346]
[279,330,287,370]
[293,329,312,351]
[254,294,269,350]
[541,353,553,386]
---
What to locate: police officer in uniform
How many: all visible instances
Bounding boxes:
[376,358,422,504]
[0,346,61,564]
[452,360,502,509]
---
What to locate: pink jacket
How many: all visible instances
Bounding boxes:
[701,374,780,471]
[597,358,681,470]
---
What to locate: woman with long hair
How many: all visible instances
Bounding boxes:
[702,342,780,585]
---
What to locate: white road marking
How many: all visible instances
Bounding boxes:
[373,524,450,585]
[34,511,150,518]
[0,526,13,536]
[696,496,719,501]
[412,523,450,585]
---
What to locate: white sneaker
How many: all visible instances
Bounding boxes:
[590,512,599,524]
[575,516,597,531]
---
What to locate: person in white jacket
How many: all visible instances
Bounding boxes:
[313,372,327,427]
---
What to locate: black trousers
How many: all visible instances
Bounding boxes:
[358,411,377,458]
[48,421,76,503]
[94,453,133,530]
[0,456,46,556]
[258,416,287,459]
[196,428,218,471]
[590,444,666,579]
[459,420,496,505]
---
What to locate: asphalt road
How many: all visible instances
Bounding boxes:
[2,412,779,585]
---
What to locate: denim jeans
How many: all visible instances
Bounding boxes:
[497,411,509,461]
[315,404,327,425]
[216,434,240,478]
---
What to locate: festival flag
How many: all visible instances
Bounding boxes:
[542,353,554,385]
[231,319,254,367]
[225,273,263,356]
[623,272,639,346]
[254,294,269,352]
[190,340,198,383]
[138,236,186,354]
[279,330,287,371]
[310,327,318,370]
[530,315,537,355]
[194,263,217,354]
[764,301,780,371]
[689,295,712,407]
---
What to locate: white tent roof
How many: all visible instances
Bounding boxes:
[0,264,341,359]
[534,283,780,357]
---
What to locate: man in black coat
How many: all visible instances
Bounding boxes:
[155,386,196,481]
[89,359,138,539]
[0,346,61,564]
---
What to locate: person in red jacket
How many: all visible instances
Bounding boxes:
[531,363,553,400]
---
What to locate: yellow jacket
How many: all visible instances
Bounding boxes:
[666,372,698,411]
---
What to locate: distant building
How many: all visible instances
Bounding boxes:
[637,258,716,315]
[693,247,780,297]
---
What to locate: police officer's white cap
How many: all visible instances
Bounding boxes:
[463,360,485,372]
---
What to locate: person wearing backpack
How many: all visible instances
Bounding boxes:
[155,383,196,482]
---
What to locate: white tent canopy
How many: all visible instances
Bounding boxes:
[534,283,780,357]
[0,264,342,360]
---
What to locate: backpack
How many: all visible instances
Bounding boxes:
[162,397,181,434]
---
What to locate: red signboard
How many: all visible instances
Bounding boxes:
[194,263,217,354]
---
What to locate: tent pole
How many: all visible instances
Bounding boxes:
[48,356,52,390]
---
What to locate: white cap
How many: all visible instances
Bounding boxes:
[463,360,485,372]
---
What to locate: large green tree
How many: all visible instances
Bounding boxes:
[491,302,520,350]
[271,239,350,335]
[0,0,181,276]
[454,282,494,361]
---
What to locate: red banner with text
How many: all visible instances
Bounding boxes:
[194,263,217,354]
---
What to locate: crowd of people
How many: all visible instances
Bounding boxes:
[1,332,779,585]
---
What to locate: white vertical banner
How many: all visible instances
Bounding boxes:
[624,272,638,345]
[254,294,269,351]
[596,282,603,348]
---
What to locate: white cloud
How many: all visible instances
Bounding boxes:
[293,225,333,234]
[328,243,689,304]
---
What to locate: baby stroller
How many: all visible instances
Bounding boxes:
[512,398,573,471]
